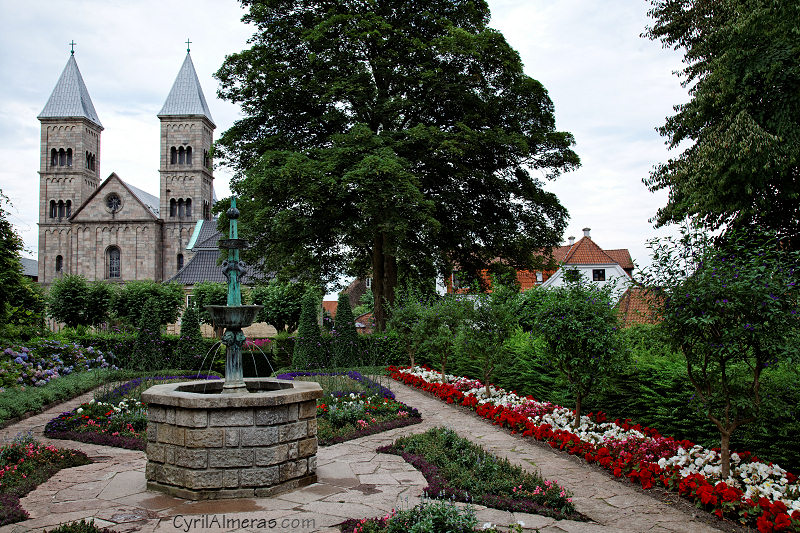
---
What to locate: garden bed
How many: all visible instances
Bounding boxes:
[276,371,422,445]
[391,366,800,532]
[0,434,90,526]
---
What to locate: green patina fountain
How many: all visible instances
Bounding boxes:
[204,197,263,393]
[142,197,322,499]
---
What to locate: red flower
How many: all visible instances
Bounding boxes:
[772,513,791,531]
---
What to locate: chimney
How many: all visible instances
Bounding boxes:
[568,236,575,245]
[582,227,591,238]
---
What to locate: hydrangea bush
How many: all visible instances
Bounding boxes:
[0,340,113,390]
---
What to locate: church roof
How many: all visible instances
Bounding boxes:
[38,54,103,128]
[20,257,38,278]
[158,53,215,126]
[126,182,160,217]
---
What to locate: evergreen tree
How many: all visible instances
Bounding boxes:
[175,304,204,370]
[131,297,164,370]
[332,292,359,368]
[292,289,325,370]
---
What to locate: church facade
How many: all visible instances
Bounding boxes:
[37,50,216,286]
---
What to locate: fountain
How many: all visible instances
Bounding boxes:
[142,198,323,500]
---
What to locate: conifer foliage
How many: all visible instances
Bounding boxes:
[332,292,359,368]
[292,289,325,370]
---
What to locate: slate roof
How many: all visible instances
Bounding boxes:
[126,182,160,217]
[169,220,263,285]
[20,257,38,278]
[38,54,103,128]
[158,53,215,126]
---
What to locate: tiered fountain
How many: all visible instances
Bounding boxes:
[142,198,322,500]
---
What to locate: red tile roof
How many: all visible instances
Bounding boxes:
[616,287,661,327]
[605,249,635,271]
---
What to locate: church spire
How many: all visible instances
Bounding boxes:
[158,51,215,127]
[38,52,103,129]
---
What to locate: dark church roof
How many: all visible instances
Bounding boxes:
[38,54,103,128]
[158,53,215,126]
[126,182,160,217]
[169,219,263,285]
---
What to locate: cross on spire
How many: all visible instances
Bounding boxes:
[69,40,76,55]
[186,38,191,53]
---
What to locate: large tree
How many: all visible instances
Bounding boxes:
[215,0,579,330]
[644,0,800,242]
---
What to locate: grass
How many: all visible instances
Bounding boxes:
[378,427,583,521]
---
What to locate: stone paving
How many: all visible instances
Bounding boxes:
[0,381,725,533]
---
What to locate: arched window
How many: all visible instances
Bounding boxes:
[170,198,177,217]
[203,200,209,220]
[55,255,63,273]
[178,198,185,218]
[57,200,65,218]
[51,149,58,167]
[178,146,185,165]
[107,246,121,279]
[185,198,192,217]
[177,254,184,271]
[49,200,57,218]
[170,147,177,165]
[185,146,192,165]
[66,148,73,167]
[58,149,66,166]
[203,150,210,169]
[86,151,90,168]
[90,153,96,171]
[65,200,72,217]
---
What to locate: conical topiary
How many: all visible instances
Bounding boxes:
[131,297,163,370]
[175,304,203,370]
[332,292,359,368]
[292,289,324,370]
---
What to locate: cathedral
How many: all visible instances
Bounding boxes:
[37,48,216,286]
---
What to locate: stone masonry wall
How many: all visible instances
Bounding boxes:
[145,399,318,499]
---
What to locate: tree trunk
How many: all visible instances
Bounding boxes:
[372,233,386,332]
[720,429,731,480]
[573,393,582,429]
[384,252,397,312]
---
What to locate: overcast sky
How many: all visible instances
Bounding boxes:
[0,0,688,275]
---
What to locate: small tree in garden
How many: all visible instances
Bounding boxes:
[251,279,305,333]
[47,274,90,328]
[463,284,519,397]
[419,295,470,383]
[293,288,325,370]
[532,281,623,428]
[131,297,164,370]
[85,281,115,327]
[332,292,359,368]
[192,281,228,337]
[387,286,429,368]
[175,304,204,370]
[111,280,183,328]
[643,227,800,479]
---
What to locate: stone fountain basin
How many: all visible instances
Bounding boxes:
[142,378,323,500]
[204,304,263,329]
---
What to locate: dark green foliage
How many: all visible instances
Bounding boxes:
[191,281,227,336]
[642,227,800,478]
[85,281,114,326]
[130,298,164,371]
[44,519,118,533]
[175,305,204,371]
[292,289,325,370]
[416,296,472,381]
[111,280,183,327]
[251,279,305,333]
[46,274,91,328]
[352,290,374,318]
[528,283,624,427]
[644,1,800,242]
[0,192,28,328]
[332,293,359,368]
[216,0,578,330]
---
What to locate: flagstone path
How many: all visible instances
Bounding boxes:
[0,381,726,533]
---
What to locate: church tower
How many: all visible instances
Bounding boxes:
[37,49,103,285]
[158,49,216,280]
